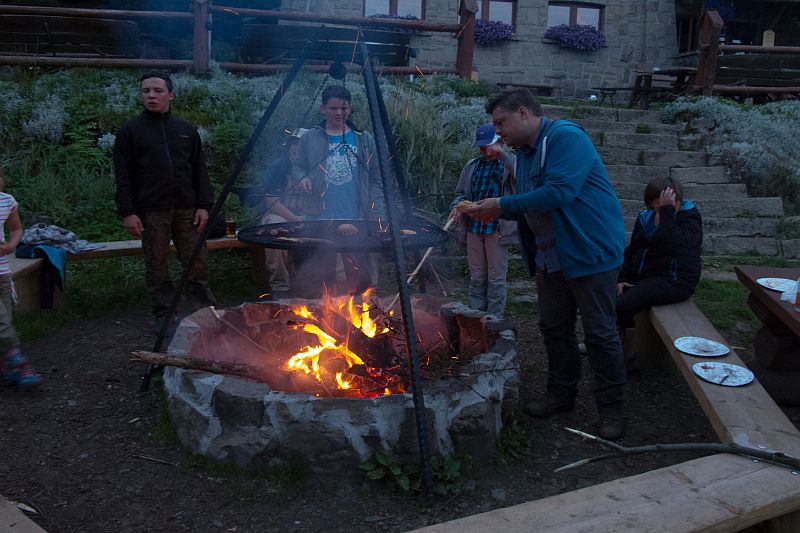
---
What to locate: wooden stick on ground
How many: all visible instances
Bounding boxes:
[555,427,800,472]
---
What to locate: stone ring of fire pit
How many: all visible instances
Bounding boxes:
[162,296,519,470]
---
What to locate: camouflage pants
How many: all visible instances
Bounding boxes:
[141,209,216,317]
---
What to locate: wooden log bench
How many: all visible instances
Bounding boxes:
[412,299,800,532]
[495,81,557,97]
[10,237,263,314]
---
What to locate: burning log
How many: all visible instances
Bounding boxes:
[132,350,275,383]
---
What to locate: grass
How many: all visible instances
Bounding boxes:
[693,279,758,331]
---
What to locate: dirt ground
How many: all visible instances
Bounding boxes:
[0,289,795,533]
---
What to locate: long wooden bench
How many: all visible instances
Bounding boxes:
[412,299,800,532]
[10,237,260,314]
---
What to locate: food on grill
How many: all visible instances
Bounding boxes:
[270,227,293,237]
[337,223,359,236]
[456,200,477,213]
[401,229,417,236]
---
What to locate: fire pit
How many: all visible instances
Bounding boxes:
[159,294,519,470]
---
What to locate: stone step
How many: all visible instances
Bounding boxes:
[607,165,670,182]
[620,197,783,218]
[614,182,747,201]
[671,166,731,184]
[558,118,680,135]
[593,131,679,150]
[542,104,663,123]
[599,147,708,167]
[703,236,779,256]
[623,216,779,237]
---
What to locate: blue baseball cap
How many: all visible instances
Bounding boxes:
[473,123,501,147]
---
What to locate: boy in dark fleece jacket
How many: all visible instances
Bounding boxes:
[616,176,703,330]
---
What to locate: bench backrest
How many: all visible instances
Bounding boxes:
[0,15,141,58]
[239,23,412,66]
[716,53,800,87]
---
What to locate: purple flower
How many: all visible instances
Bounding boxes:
[474,19,513,47]
[544,24,606,52]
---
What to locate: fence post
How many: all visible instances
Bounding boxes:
[456,0,477,79]
[696,9,723,97]
[193,0,210,74]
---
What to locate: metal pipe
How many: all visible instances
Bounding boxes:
[359,35,435,495]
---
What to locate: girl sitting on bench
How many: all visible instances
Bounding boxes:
[616,177,703,361]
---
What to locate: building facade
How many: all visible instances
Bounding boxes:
[280,0,679,97]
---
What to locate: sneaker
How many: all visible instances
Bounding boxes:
[3,353,42,389]
[597,407,626,440]
[523,395,575,418]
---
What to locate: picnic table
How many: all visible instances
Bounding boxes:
[735,264,800,405]
[592,66,696,109]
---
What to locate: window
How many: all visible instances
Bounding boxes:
[475,0,515,27]
[364,0,424,18]
[547,2,603,31]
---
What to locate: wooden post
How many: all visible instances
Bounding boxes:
[695,9,724,96]
[192,0,210,74]
[456,0,477,79]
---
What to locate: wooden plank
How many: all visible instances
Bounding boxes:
[69,237,249,261]
[649,300,800,456]
[0,494,47,533]
[410,454,800,533]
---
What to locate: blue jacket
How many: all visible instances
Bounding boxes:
[499,118,625,279]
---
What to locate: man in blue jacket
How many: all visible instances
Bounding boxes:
[465,87,627,439]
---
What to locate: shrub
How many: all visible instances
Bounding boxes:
[663,97,800,212]
[474,19,513,46]
[544,24,606,52]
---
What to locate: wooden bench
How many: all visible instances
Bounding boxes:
[0,15,141,58]
[10,237,260,314]
[239,24,412,66]
[413,299,800,531]
[496,82,557,97]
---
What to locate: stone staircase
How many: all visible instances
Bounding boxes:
[542,104,788,257]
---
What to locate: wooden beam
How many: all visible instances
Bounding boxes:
[192,0,209,74]
[209,5,461,33]
[720,44,800,54]
[217,62,458,75]
[0,55,192,69]
[696,9,725,96]
[0,4,191,20]
[456,0,476,79]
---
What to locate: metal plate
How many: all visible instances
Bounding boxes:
[674,336,730,357]
[692,362,754,387]
[236,219,448,253]
[756,277,796,293]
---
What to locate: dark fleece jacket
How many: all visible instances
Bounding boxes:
[619,200,703,291]
[114,109,213,217]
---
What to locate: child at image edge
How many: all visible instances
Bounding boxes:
[0,164,42,388]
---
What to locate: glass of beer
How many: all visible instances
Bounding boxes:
[225,216,236,238]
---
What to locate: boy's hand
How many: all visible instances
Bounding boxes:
[616,282,633,297]
[463,198,501,222]
[123,214,143,238]
[449,207,462,224]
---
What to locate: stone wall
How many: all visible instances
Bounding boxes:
[278,0,678,98]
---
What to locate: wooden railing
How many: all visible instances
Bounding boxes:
[695,9,800,99]
[0,0,476,77]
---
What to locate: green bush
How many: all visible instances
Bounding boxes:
[0,67,499,239]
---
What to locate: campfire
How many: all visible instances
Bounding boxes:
[137,292,476,399]
[145,296,519,469]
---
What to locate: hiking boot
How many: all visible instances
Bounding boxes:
[523,395,575,418]
[3,352,42,389]
[598,406,626,440]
